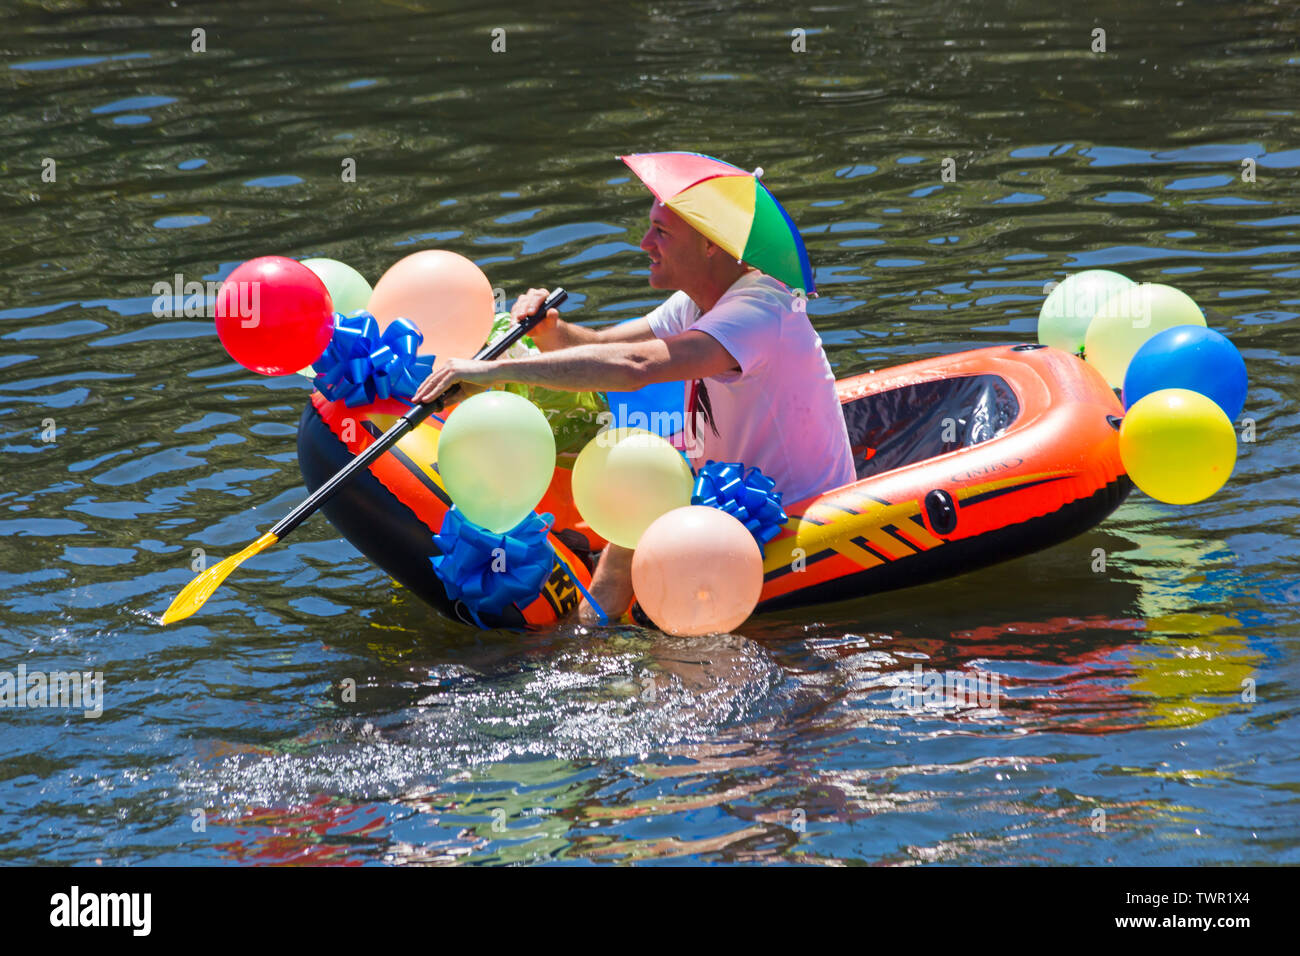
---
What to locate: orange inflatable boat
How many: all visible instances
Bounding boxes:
[296,343,1131,627]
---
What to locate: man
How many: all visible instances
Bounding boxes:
[412,199,856,626]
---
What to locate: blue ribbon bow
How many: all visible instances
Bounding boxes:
[430,508,557,628]
[691,460,788,554]
[312,311,435,407]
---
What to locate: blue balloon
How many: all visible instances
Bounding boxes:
[1123,325,1248,421]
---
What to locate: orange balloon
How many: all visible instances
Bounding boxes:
[366,250,495,368]
[631,506,764,636]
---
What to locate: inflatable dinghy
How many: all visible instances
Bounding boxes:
[297,343,1130,627]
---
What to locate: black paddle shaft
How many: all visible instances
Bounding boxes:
[271,288,568,539]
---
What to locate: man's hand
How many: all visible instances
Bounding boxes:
[410,357,497,409]
[511,288,562,347]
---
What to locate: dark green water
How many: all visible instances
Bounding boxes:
[1,0,1297,864]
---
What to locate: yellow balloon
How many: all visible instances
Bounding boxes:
[1084,283,1206,387]
[1119,388,1236,504]
[571,428,694,548]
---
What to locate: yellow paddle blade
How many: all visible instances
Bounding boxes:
[160,531,279,625]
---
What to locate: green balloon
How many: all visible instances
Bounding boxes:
[436,391,557,532]
[301,257,372,316]
[1038,269,1133,355]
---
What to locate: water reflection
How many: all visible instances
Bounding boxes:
[196,576,1267,864]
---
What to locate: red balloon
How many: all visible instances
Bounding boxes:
[214,256,334,375]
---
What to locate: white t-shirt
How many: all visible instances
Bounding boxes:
[645,271,856,505]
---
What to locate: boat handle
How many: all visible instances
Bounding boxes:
[924,489,959,535]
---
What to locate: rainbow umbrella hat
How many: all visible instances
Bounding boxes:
[619,151,815,294]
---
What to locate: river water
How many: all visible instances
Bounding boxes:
[2,0,1297,864]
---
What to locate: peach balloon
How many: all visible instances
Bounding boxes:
[366,250,495,368]
[631,506,764,636]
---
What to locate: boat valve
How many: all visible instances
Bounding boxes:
[924,489,959,535]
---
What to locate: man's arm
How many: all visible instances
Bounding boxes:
[410,330,738,404]
[509,286,657,351]
[534,316,657,350]
[490,330,736,392]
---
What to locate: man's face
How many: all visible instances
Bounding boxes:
[640,201,710,290]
